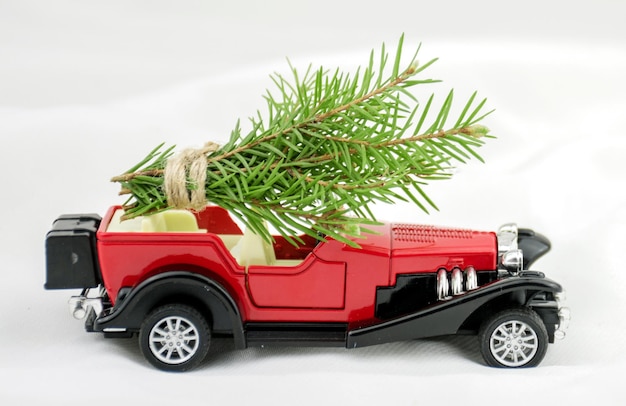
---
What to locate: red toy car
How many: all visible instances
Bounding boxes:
[45,205,569,371]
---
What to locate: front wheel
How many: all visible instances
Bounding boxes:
[479,308,548,368]
[139,304,210,372]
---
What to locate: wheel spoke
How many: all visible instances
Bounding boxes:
[166,319,175,333]
[157,345,169,355]
[165,347,175,361]
[496,326,510,337]
[153,327,168,337]
[181,343,195,355]
[493,345,508,355]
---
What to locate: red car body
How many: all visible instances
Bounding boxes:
[45,205,569,371]
[98,206,496,328]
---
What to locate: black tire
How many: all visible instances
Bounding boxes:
[139,304,210,372]
[479,307,548,368]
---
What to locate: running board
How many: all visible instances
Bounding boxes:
[245,322,347,347]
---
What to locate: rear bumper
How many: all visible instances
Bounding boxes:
[67,287,131,337]
[69,294,103,320]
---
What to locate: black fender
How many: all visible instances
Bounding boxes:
[347,276,562,348]
[93,272,246,349]
[518,228,551,269]
[526,290,560,343]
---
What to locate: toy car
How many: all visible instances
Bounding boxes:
[45,205,569,371]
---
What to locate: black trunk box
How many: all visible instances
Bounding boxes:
[45,213,102,289]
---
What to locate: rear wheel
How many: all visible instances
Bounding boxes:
[479,308,548,368]
[139,304,210,372]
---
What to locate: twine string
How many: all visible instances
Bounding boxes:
[163,142,220,210]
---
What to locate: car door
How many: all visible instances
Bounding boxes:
[246,252,346,309]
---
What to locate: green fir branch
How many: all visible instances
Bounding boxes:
[111,35,494,246]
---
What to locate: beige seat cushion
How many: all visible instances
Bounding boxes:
[141,210,201,232]
[231,224,276,267]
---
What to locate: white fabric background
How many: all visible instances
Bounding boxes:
[1,1,624,404]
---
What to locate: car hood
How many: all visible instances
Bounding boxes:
[337,222,498,273]
[390,223,498,272]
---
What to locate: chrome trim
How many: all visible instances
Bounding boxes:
[497,223,518,253]
[554,290,570,339]
[451,267,463,295]
[465,266,478,290]
[68,288,104,320]
[103,328,128,333]
[436,268,450,301]
[501,249,523,274]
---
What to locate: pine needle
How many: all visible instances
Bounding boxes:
[111,35,494,246]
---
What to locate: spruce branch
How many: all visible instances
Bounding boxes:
[111,35,494,246]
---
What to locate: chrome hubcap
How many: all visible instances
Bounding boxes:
[489,320,538,367]
[149,316,200,365]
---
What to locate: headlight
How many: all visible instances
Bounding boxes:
[555,291,567,303]
[497,223,518,253]
[501,249,523,274]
